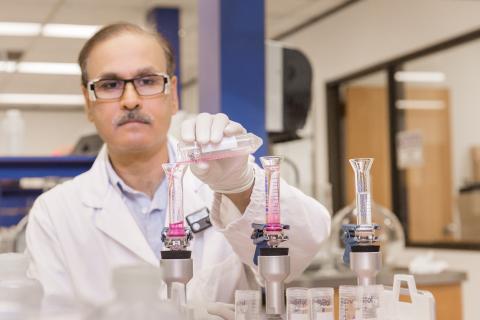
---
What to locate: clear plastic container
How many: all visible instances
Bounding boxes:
[0,253,43,319]
[286,287,309,320]
[339,286,358,320]
[89,265,184,320]
[177,133,262,162]
[309,288,334,320]
[235,290,261,320]
[358,285,383,320]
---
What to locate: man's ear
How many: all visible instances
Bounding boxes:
[81,86,94,122]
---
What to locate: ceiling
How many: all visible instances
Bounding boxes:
[0,0,347,102]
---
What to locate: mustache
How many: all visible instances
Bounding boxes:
[114,110,153,126]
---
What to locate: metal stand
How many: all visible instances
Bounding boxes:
[258,247,290,316]
[350,249,382,286]
[160,250,193,299]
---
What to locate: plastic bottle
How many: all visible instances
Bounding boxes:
[89,265,184,320]
[1,109,25,155]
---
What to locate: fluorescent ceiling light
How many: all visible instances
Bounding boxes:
[0,94,84,105]
[17,62,80,75]
[394,71,446,83]
[0,22,41,36]
[0,61,17,72]
[41,24,100,39]
[0,22,100,38]
[0,61,80,75]
[396,99,445,110]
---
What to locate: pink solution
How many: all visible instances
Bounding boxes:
[261,159,282,231]
[163,162,188,240]
[176,149,248,164]
[168,221,186,237]
[266,206,282,231]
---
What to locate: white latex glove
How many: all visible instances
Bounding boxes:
[206,302,235,320]
[181,113,254,194]
[188,302,233,320]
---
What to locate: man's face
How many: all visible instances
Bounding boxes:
[82,32,178,155]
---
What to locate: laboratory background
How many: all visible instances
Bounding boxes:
[0,0,479,319]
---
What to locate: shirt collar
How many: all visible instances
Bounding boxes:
[105,140,177,201]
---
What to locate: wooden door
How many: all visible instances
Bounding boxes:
[403,87,453,242]
[345,86,392,209]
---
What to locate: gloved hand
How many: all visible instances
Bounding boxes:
[188,302,234,320]
[206,302,235,320]
[181,113,254,194]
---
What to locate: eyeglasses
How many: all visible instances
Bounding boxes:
[87,72,170,101]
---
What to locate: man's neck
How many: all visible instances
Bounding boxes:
[108,143,170,198]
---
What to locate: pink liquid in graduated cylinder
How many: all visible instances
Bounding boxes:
[163,163,188,239]
[265,165,282,232]
[168,221,186,237]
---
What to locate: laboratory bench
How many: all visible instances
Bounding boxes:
[290,268,467,320]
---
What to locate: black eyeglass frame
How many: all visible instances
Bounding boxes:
[86,72,171,101]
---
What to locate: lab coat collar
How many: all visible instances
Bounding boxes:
[79,137,194,209]
[77,137,208,264]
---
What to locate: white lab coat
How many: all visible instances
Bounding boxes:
[25,145,331,306]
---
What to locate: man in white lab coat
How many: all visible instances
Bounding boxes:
[25,23,331,311]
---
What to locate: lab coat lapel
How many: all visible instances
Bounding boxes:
[80,147,158,266]
[94,188,159,266]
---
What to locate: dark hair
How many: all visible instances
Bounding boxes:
[78,22,175,87]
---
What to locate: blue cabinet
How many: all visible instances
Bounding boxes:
[0,156,95,226]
